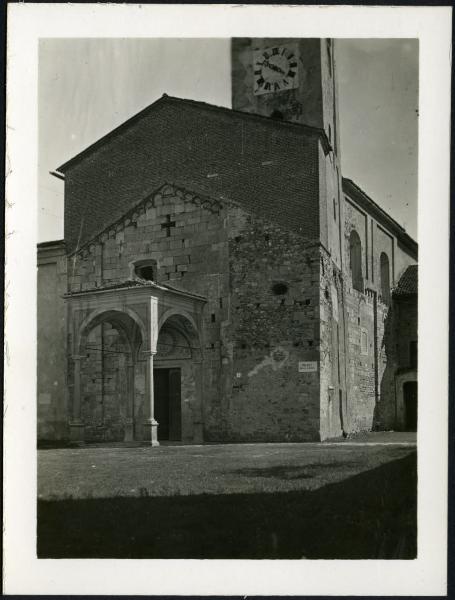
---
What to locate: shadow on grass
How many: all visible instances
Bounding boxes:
[225,461,361,480]
[37,453,416,559]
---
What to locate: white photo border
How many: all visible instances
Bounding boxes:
[4,3,451,596]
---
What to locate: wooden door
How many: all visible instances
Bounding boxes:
[404,381,417,432]
[154,368,181,441]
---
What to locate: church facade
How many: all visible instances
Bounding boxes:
[37,38,418,444]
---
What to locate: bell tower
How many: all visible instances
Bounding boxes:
[231,37,344,267]
[231,38,340,156]
[231,38,348,437]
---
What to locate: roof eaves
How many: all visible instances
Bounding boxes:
[57,95,170,172]
[37,239,65,249]
[64,277,207,302]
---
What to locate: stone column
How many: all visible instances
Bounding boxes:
[143,351,159,446]
[124,359,135,442]
[69,355,85,442]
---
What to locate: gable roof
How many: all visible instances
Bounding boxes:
[55,95,328,253]
[394,264,418,297]
[64,277,206,301]
[55,94,331,174]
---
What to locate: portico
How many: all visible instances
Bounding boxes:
[66,280,206,444]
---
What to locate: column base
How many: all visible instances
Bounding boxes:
[124,419,134,442]
[143,419,160,446]
[69,420,85,442]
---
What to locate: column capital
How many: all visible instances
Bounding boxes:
[72,354,86,361]
[142,350,157,357]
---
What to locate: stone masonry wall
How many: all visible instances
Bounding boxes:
[69,184,229,440]
[375,293,417,430]
[342,197,396,433]
[37,243,68,441]
[221,206,321,442]
[319,247,345,440]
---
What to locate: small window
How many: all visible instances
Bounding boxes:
[272,282,288,295]
[134,260,157,282]
[333,198,337,221]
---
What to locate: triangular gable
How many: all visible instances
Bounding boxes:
[71,182,225,258]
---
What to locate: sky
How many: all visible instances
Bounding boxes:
[38,38,418,242]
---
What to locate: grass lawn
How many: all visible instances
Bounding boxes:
[37,443,417,559]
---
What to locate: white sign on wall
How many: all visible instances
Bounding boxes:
[298,361,318,373]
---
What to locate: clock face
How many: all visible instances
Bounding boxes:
[253,45,299,95]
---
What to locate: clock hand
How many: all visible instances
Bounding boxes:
[262,60,286,75]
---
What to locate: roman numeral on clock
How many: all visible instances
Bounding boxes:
[256,77,264,87]
[272,47,279,55]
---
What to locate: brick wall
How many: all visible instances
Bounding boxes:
[63,98,321,254]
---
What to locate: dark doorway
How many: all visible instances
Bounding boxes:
[154,368,182,441]
[403,381,417,431]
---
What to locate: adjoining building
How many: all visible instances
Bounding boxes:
[37,38,418,444]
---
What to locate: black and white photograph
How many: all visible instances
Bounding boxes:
[4,3,450,596]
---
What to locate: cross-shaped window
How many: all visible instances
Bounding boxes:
[161,214,176,237]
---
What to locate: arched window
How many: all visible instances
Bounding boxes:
[349,230,363,292]
[380,252,390,304]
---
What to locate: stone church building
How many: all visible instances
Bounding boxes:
[37,39,418,445]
